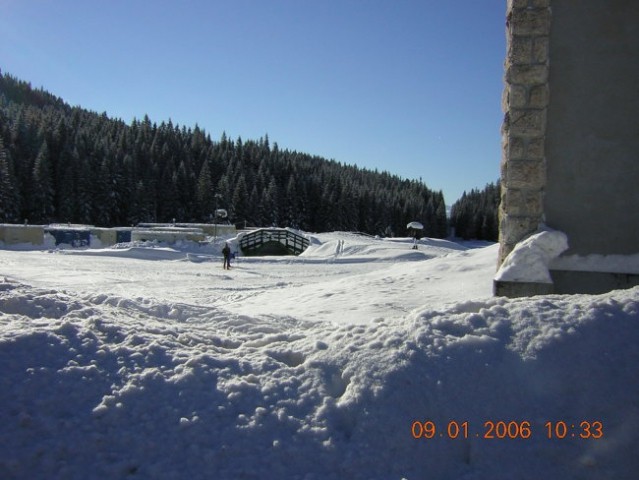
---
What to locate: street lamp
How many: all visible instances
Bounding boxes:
[214,193,223,240]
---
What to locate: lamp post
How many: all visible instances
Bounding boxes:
[214,193,223,241]
[407,221,424,249]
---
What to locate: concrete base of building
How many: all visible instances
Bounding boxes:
[494,270,639,298]
[549,270,639,295]
[493,280,554,298]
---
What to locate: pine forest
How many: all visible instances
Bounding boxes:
[0,71,451,238]
[449,181,500,241]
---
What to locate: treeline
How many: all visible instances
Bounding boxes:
[0,71,448,237]
[449,181,500,241]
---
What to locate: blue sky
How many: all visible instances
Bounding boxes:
[1,0,506,204]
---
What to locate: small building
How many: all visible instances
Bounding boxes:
[45,225,92,247]
[0,224,45,246]
[91,227,132,246]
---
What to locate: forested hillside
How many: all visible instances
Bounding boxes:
[449,181,500,241]
[0,71,447,237]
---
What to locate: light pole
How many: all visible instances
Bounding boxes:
[214,193,223,241]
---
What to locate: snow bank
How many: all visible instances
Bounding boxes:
[0,280,637,479]
[495,229,569,283]
[0,232,637,479]
[300,232,467,263]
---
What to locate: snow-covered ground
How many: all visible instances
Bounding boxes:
[0,232,637,479]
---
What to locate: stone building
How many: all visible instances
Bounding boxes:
[495,0,639,296]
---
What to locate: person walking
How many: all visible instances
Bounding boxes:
[222,242,231,270]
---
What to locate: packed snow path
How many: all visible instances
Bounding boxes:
[1,233,638,479]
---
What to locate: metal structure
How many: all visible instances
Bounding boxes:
[239,228,309,256]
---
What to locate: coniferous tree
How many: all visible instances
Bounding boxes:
[74,146,94,224]
[30,141,55,223]
[0,70,456,236]
[231,174,249,226]
[261,176,280,227]
[158,162,178,222]
[174,161,192,221]
[215,175,231,216]
[0,137,20,222]
[248,185,260,227]
[196,160,213,221]
[450,181,500,241]
[55,143,77,222]
[284,175,302,229]
[435,202,447,237]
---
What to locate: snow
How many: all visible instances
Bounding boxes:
[1,232,638,479]
[495,228,569,283]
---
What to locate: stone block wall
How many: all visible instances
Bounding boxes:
[498,0,551,264]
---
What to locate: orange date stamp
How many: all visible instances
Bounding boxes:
[411,420,604,440]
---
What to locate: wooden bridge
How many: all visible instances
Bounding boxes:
[238,228,310,256]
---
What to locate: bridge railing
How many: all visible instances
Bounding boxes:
[239,228,309,256]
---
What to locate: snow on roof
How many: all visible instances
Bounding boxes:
[45,223,93,231]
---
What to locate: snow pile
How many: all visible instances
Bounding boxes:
[0,232,638,479]
[495,229,569,283]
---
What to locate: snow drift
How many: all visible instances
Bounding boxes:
[0,233,637,479]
